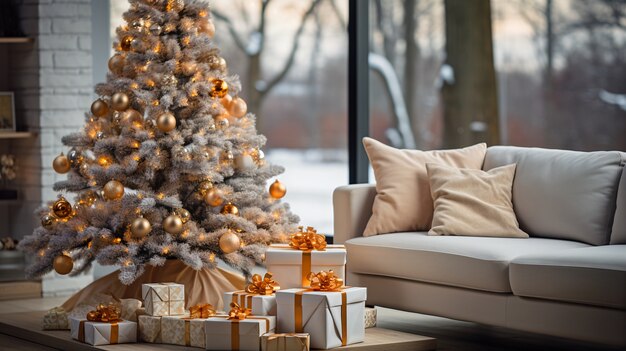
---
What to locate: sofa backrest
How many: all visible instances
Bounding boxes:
[483,146,624,245]
[610,166,626,244]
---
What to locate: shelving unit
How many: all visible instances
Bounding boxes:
[0,132,36,140]
[0,37,34,44]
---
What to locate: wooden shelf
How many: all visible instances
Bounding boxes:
[0,131,36,139]
[0,37,34,44]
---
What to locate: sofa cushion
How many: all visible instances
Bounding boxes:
[483,146,624,245]
[510,245,626,309]
[610,164,626,244]
[427,163,528,238]
[345,233,588,293]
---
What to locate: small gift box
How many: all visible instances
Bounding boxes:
[43,306,69,330]
[69,304,137,346]
[138,314,162,343]
[265,227,346,289]
[365,307,377,328]
[261,332,310,351]
[120,298,143,322]
[224,273,280,316]
[205,302,276,351]
[276,271,366,349]
[142,282,185,316]
[161,304,218,348]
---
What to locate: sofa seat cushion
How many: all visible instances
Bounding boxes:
[510,245,626,309]
[345,233,588,293]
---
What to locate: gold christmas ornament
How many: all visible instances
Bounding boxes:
[228,97,247,118]
[269,180,287,199]
[121,109,143,128]
[166,0,184,12]
[176,208,191,223]
[200,20,215,38]
[215,115,229,129]
[108,54,125,73]
[163,214,184,235]
[198,181,213,195]
[181,61,197,76]
[156,111,176,132]
[219,230,240,254]
[217,57,227,71]
[42,215,55,229]
[221,202,239,216]
[111,92,130,111]
[53,254,74,275]
[91,99,109,117]
[120,36,134,51]
[103,180,125,200]
[209,79,228,98]
[52,197,73,218]
[130,216,151,238]
[52,153,71,174]
[204,188,224,207]
[221,94,232,108]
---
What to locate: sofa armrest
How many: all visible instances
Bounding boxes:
[332,184,377,244]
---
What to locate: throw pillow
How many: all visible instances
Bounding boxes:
[427,162,528,238]
[362,137,486,236]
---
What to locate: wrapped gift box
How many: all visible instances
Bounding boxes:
[365,307,377,328]
[261,332,310,351]
[142,282,185,316]
[224,291,277,316]
[205,316,276,351]
[43,307,69,330]
[138,315,162,343]
[161,315,207,348]
[276,287,366,349]
[70,317,137,346]
[265,244,346,289]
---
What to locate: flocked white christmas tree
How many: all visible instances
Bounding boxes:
[19,0,299,285]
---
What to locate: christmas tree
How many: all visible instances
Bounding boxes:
[19,0,299,285]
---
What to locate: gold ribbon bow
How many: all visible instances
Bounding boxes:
[189,303,216,319]
[245,272,280,295]
[306,270,344,291]
[86,303,122,323]
[289,226,327,251]
[227,302,251,320]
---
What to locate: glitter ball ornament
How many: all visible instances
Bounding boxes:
[108,54,125,73]
[163,214,183,234]
[198,181,213,195]
[204,188,223,207]
[52,197,73,218]
[52,153,71,174]
[53,254,73,275]
[219,231,240,254]
[103,180,125,200]
[161,74,178,86]
[176,208,191,223]
[228,97,247,118]
[209,79,228,98]
[91,99,109,117]
[221,203,239,216]
[269,180,287,199]
[131,216,151,238]
[42,215,55,229]
[121,36,134,51]
[111,92,130,111]
[156,111,176,132]
[130,19,144,30]
[149,23,162,35]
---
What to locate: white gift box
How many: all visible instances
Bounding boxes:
[70,317,137,346]
[204,316,276,351]
[141,282,185,316]
[138,315,162,343]
[161,315,207,348]
[276,287,366,349]
[224,291,277,316]
[265,244,346,289]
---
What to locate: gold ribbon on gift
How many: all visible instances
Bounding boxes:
[189,303,216,319]
[79,303,122,344]
[246,272,280,295]
[294,270,348,346]
[222,302,271,351]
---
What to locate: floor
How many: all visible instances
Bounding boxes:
[0,297,622,351]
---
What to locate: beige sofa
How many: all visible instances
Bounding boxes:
[333,146,626,346]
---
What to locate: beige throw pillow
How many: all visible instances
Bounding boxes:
[427,162,528,238]
[362,137,486,236]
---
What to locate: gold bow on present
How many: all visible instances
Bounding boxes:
[189,303,216,319]
[307,270,344,291]
[245,272,280,295]
[227,302,251,320]
[86,303,122,323]
[289,226,327,251]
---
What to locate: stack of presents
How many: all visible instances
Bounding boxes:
[44,227,376,350]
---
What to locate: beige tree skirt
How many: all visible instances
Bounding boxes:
[61,260,245,312]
